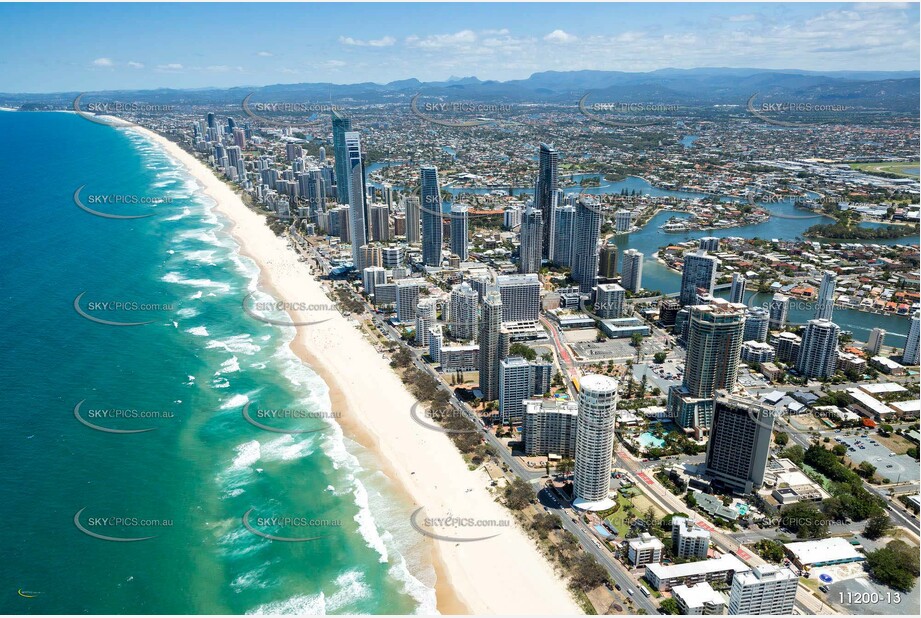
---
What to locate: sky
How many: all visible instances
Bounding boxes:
[0,2,918,93]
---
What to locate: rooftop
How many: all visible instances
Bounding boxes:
[672,582,725,609]
[646,554,749,580]
[784,537,865,566]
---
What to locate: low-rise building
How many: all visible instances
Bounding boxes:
[783,537,866,569]
[645,554,750,591]
[672,582,727,615]
[627,533,665,566]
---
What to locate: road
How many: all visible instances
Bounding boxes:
[540,484,660,615]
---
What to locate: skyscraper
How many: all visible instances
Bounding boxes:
[743,307,770,343]
[552,204,576,268]
[535,143,558,259]
[450,204,469,261]
[705,394,775,493]
[573,374,619,511]
[729,273,747,304]
[866,328,886,356]
[415,299,437,346]
[598,243,618,279]
[814,271,837,321]
[395,280,421,324]
[499,356,536,424]
[344,131,367,269]
[496,274,541,323]
[796,319,840,379]
[369,204,391,241]
[420,165,443,267]
[595,283,626,319]
[667,300,746,431]
[449,282,479,341]
[614,209,633,233]
[572,197,602,293]
[479,289,505,401]
[768,293,790,330]
[519,204,543,274]
[728,566,797,615]
[331,110,352,203]
[903,310,920,365]
[679,250,719,306]
[404,196,421,244]
[621,248,644,293]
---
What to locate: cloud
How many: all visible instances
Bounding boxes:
[127,61,144,69]
[92,57,113,67]
[406,30,477,49]
[156,63,184,71]
[339,35,396,47]
[257,51,274,57]
[544,30,577,43]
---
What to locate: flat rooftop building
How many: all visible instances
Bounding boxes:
[784,537,865,568]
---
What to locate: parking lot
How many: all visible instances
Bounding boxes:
[826,575,919,616]
[835,435,920,483]
[632,359,683,394]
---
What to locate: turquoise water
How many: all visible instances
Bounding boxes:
[0,112,431,614]
[637,433,666,449]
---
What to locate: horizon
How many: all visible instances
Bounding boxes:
[1,2,919,93]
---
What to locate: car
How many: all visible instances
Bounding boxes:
[819,585,830,594]
[836,429,842,433]
[614,583,621,591]
[886,464,894,468]
[627,589,635,596]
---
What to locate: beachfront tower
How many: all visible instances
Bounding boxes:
[344,131,367,270]
[479,289,505,401]
[903,310,920,365]
[573,374,619,511]
[705,393,775,494]
[795,319,840,379]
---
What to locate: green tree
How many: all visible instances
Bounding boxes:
[863,514,892,540]
[865,541,920,592]
[659,598,680,615]
[774,432,789,447]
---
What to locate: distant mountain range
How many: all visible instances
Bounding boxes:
[4,68,919,111]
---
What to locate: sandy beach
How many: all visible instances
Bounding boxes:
[132,126,581,615]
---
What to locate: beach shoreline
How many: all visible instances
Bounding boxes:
[129,125,580,616]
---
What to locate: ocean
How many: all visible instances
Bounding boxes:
[0,111,434,614]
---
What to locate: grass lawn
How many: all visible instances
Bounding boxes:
[850,161,920,178]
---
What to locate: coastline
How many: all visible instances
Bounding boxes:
[130,125,581,615]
